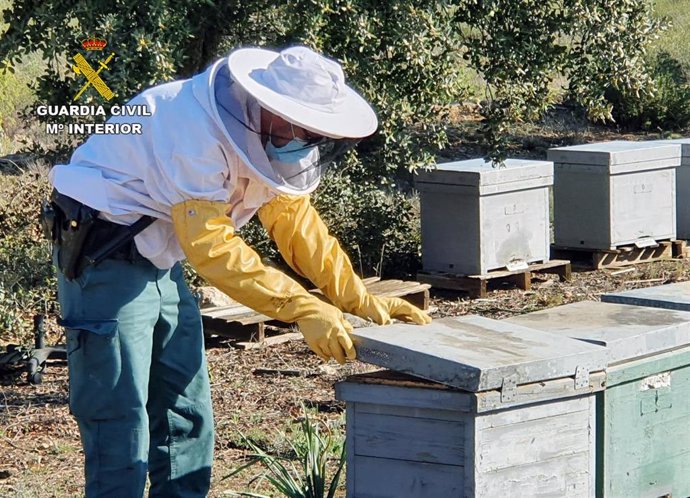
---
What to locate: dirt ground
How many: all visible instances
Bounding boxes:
[2,256,690,497]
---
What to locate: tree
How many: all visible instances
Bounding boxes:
[456,0,665,163]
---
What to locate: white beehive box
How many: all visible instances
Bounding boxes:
[415,158,553,275]
[506,301,690,498]
[547,140,681,249]
[337,316,607,497]
[649,139,690,239]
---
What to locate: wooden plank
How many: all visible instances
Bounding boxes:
[474,451,592,498]
[336,381,474,413]
[605,345,690,387]
[601,362,690,497]
[475,395,590,430]
[355,401,469,423]
[233,331,301,350]
[417,259,570,297]
[672,239,687,258]
[202,318,264,341]
[200,276,430,344]
[512,270,531,291]
[602,280,690,312]
[353,411,466,465]
[364,279,431,310]
[352,456,463,498]
[476,406,592,472]
[475,372,605,412]
[551,241,675,270]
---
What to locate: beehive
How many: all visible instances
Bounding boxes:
[337,316,607,497]
[506,301,690,498]
[547,141,681,249]
[650,139,690,239]
[415,158,553,275]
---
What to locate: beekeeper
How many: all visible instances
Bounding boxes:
[47,46,431,497]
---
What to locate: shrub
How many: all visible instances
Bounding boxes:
[607,51,690,131]
[310,172,421,278]
[239,172,422,280]
[0,162,55,344]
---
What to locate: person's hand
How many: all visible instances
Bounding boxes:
[297,303,355,364]
[355,295,432,325]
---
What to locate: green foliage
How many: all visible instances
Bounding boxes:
[238,171,422,279]
[607,51,690,131]
[0,0,273,158]
[457,0,665,163]
[287,1,470,180]
[0,163,55,344]
[226,410,345,498]
[311,172,421,278]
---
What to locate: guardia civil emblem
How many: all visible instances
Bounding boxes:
[71,37,115,101]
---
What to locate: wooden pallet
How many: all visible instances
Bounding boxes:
[417,259,571,299]
[551,240,685,270]
[200,277,431,345]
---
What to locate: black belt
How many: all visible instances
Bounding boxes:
[82,218,145,262]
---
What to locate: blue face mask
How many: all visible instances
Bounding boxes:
[265,137,313,164]
[264,122,320,189]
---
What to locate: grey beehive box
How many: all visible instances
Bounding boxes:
[506,301,690,497]
[337,316,607,497]
[547,141,681,249]
[649,139,690,238]
[415,158,553,275]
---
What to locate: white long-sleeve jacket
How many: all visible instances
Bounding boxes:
[50,57,320,269]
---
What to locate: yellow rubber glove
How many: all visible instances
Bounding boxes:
[258,194,431,326]
[171,199,355,364]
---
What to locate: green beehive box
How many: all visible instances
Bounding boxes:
[506,301,690,498]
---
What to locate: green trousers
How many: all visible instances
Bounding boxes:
[57,253,214,497]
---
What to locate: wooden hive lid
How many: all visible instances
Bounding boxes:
[506,300,690,364]
[351,315,607,392]
[547,140,681,173]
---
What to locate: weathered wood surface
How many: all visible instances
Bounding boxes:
[353,410,466,465]
[351,456,463,498]
[605,344,690,387]
[417,159,553,277]
[340,369,605,413]
[200,276,430,341]
[475,399,591,473]
[474,451,592,498]
[602,280,690,312]
[350,315,607,392]
[475,371,605,412]
[507,301,690,497]
[600,359,690,498]
[235,332,302,350]
[506,300,690,364]
[339,371,597,498]
[473,396,595,498]
[335,379,474,414]
[418,259,571,298]
[551,240,678,270]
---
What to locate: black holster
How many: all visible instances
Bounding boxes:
[41,190,99,280]
[40,189,155,281]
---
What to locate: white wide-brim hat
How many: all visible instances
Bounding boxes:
[228,46,378,139]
